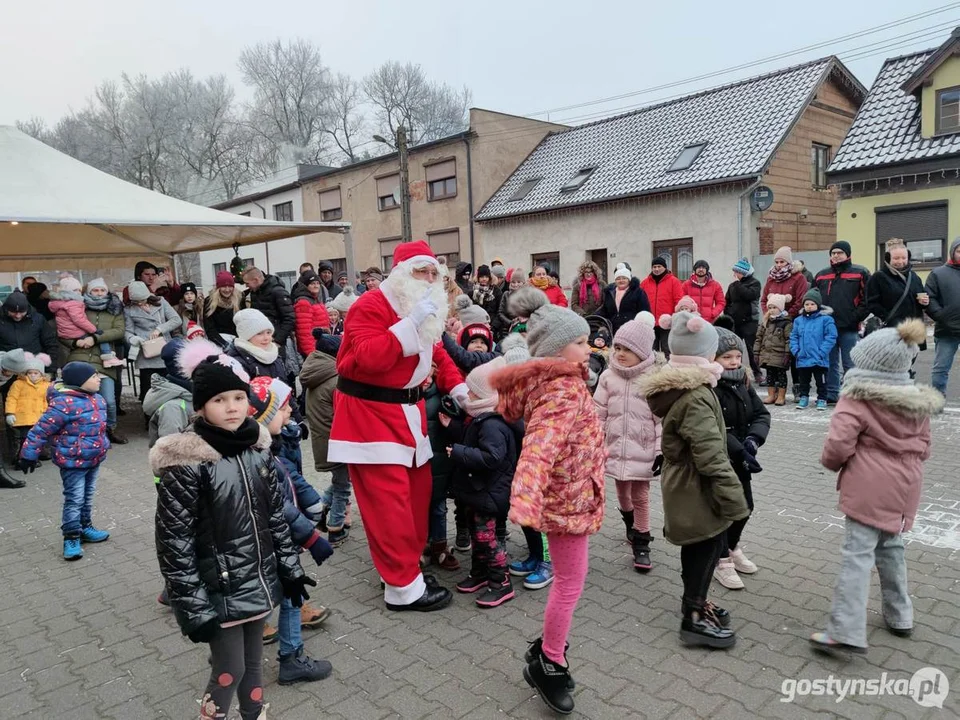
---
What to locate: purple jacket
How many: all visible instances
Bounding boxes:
[20,384,109,469]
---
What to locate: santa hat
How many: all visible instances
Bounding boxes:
[186,321,206,341]
[391,240,438,270]
[247,376,293,426]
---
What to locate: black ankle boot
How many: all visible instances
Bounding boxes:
[525,637,575,690]
[0,459,25,489]
[523,645,574,715]
[632,532,652,572]
[618,508,635,543]
[680,604,736,649]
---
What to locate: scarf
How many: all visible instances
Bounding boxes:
[194,417,261,458]
[649,271,666,284]
[668,355,723,387]
[463,395,499,417]
[843,367,913,388]
[688,273,711,288]
[530,277,549,290]
[473,285,496,306]
[767,265,792,283]
[84,292,110,312]
[721,366,747,384]
[234,338,279,365]
[58,290,84,303]
[579,276,600,306]
[884,262,909,280]
[609,351,655,380]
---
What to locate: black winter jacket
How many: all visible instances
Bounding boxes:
[0,307,59,370]
[713,377,770,482]
[424,382,455,505]
[242,274,295,347]
[449,412,522,516]
[151,423,304,637]
[814,260,870,332]
[598,278,652,334]
[866,264,926,343]
[441,332,501,373]
[925,250,960,339]
[202,298,238,348]
[724,275,762,336]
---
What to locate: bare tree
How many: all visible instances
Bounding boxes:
[15,117,50,142]
[323,73,366,164]
[362,61,470,147]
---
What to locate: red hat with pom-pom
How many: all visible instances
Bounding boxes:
[391,240,438,270]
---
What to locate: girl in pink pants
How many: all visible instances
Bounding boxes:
[492,296,606,716]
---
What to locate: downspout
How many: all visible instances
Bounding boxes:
[737,177,763,260]
[463,137,476,263]
[252,201,270,274]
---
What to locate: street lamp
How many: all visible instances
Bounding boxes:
[373,127,412,244]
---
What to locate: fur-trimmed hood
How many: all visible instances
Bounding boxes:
[841,380,944,419]
[150,423,272,473]
[637,364,717,418]
[491,358,588,422]
[575,260,603,283]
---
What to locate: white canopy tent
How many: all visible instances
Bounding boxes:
[0,126,353,274]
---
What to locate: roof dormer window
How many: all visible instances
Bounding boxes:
[560,167,595,193]
[936,86,960,134]
[668,142,707,172]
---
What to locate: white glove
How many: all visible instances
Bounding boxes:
[409,290,439,327]
[5,414,15,426]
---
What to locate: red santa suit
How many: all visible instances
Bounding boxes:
[329,241,466,607]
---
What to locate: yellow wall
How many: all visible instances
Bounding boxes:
[920,56,960,137]
[836,186,959,274]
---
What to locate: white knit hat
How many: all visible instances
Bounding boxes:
[614,263,632,281]
[330,286,357,314]
[127,281,150,302]
[233,308,274,341]
[86,277,108,292]
[500,334,531,365]
[59,276,83,294]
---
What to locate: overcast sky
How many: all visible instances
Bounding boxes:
[2,0,958,128]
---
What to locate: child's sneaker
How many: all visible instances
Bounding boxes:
[63,537,83,561]
[475,577,515,608]
[455,574,488,593]
[509,556,538,577]
[263,623,278,645]
[729,546,757,574]
[454,527,471,552]
[100,353,124,368]
[797,396,810,409]
[80,526,110,543]
[523,562,554,590]
[713,557,744,589]
[328,527,349,547]
[816,398,827,411]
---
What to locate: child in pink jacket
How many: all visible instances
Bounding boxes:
[49,277,123,368]
[810,319,942,656]
[593,312,662,572]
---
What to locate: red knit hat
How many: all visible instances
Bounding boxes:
[186,321,206,341]
[216,271,236,288]
[391,240,438,269]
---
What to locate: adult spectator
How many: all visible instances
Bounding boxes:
[241,266,295,352]
[60,278,127,444]
[814,241,870,401]
[866,238,927,331]
[355,272,366,295]
[454,262,474,295]
[599,263,651,334]
[337,272,350,293]
[681,260,726,323]
[471,265,502,320]
[318,260,341,301]
[123,281,182,405]
[571,261,604,317]
[292,270,331,357]
[794,259,815,286]
[640,256,684,352]
[489,263,507,289]
[176,282,203,335]
[25,281,54,322]
[725,258,762,375]
[21,276,37,292]
[924,237,960,395]
[122,261,182,307]
[761,247,808,319]
[290,262,315,296]
[0,291,59,369]
[530,264,568,307]
[202,271,240,348]
[363,267,384,292]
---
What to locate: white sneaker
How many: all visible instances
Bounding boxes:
[730,546,758,574]
[713,558,744,589]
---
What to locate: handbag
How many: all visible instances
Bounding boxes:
[863,271,914,337]
[141,336,167,359]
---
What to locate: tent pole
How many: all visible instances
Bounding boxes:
[344,230,356,292]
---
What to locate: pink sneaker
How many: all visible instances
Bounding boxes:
[101,354,124,368]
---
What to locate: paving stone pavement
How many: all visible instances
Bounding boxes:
[0,351,957,719]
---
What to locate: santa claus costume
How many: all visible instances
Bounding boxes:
[329,240,467,611]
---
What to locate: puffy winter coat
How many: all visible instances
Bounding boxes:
[450,412,523,516]
[424,381,455,504]
[242,274,296,347]
[821,380,941,534]
[202,296,238,348]
[790,308,837,368]
[442,332,501,374]
[924,247,960,339]
[300,348,339,472]
[5,375,52,427]
[492,359,606,535]
[570,261,605,317]
[598,278,652,334]
[713,376,770,483]
[542,283,569,308]
[724,275,762,336]
[593,364,662,482]
[814,260,870,332]
[639,364,749,545]
[151,423,304,637]
[143,373,192,448]
[754,313,793,368]
[0,304,59,371]
[49,295,97,339]
[20,384,109,469]
[291,285,330,357]
[866,265,925,329]
[273,428,325,547]
[59,300,125,376]
[124,299,182,370]
[681,275,726,323]
[761,270,808,319]
[640,272,684,328]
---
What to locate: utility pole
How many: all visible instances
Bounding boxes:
[397,125,412,243]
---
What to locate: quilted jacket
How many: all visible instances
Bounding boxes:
[492,359,606,535]
[681,275,726,323]
[449,412,523,516]
[20,384,109,469]
[593,362,662,482]
[5,375,52,427]
[754,312,794,369]
[790,308,838,368]
[150,422,305,636]
[291,285,330,357]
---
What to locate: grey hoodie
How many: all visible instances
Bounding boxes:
[143,373,193,447]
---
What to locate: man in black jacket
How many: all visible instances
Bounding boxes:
[814,241,870,402]
[240,267,296,352]
[925,237,960,395]
[318,260,341,301]
[725,258,762,376]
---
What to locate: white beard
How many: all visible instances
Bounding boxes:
[381,267,449,347]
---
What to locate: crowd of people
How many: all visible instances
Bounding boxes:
[0,235,955,717]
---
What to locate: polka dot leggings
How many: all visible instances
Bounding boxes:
[200,617,265,720]
[542,533,590,665]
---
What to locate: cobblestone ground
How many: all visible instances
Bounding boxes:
[0,351,957,719]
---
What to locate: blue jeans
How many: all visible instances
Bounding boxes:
[60,466,100,536]
[826,330,859,400]
[321,465,352,530]
[429,497,447,542]
[277,597,302,658]
[826,516,913,648]
[931,336,960,395]
[97,374,117,430]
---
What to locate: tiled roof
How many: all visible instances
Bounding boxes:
[829,50,960,175]
[477,57,857,221]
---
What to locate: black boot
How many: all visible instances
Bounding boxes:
[618,508,635,543]
[680,602,736,649]
[385,583,452,612]
[525,637,575,690]
[632,532,652,573]
[0,437,25,490]
[523,644,574,715]
[0,461,25,489]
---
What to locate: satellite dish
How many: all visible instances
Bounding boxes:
[750,186,774,212]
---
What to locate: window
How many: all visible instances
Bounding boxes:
[427,229,460,267]
[213,262,227,275]
[276,270,296,291]
[531,252,560,275]
[242,258,255,269]
[425,159,457,201]
[560,168,595,193]
[325,258,347,276]
[936,86,960,134]
[652,239,694,279]
[667,143,707,172]
[380,237,402,272]
[273,201,293,222]
[377,174,400,211]
[876,202,947,269]
[239,211,251,217]
[508,178,541,202]
[812,143,830,189]
[318,188,342,221]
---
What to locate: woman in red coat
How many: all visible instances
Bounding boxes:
[640,256,684,352]
[531,265,568,307]
[681,260,726,323]
[292,270,331,356]
[760,246,808,319]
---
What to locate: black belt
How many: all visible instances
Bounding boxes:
[337,377,424,404]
